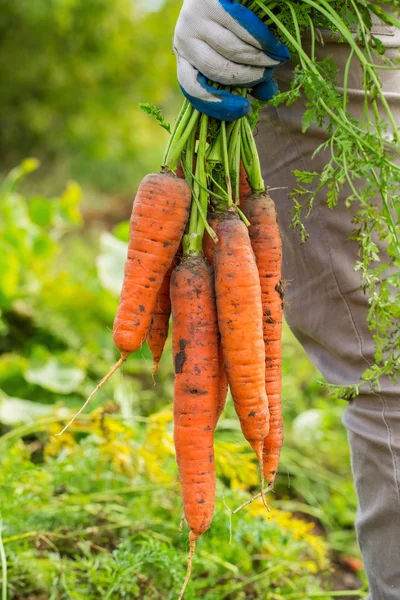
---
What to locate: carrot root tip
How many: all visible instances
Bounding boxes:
[177,534,197,600]
[258,453,270,513]
[55,355,127,437]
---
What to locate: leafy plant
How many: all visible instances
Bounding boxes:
[1,405,362,600]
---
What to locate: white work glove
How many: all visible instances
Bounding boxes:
[173,0,290,121]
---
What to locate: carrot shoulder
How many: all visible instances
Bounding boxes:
[238,161,253,208]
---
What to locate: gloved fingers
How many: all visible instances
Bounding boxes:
[206,24,280,68]
[180,38,273,87]
[251,75,278,101]
[214,0,290,62]
[177,56,251,121]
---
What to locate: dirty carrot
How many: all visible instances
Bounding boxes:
[201,213,229,423]
[113,172,190,355]
[213,211,269,472]
[171,255,219,600]
[243,192,284,487]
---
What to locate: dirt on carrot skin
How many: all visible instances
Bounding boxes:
[171,254,219,540]
[213,210,269,466]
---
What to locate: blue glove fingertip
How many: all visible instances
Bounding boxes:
[180,74,251,121]
[251,78,279,101]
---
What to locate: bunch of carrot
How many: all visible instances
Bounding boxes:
[118,109,284,595]
[56,96,284,596]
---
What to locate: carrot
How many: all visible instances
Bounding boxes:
[147,251,180,375]
[171,255,219,599]
[216,341,228,422]
[243,192,283,487]
[201,213,229,422]
[202,212,221,265]
[113,172,190,355]
[238,161,253,208]
[213,211,269,469]
[56,172,191,436]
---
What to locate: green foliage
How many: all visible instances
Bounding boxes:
[139,103,172,134]
[0,163,171,417]
[0,0,181,192]
[0,407,336,600]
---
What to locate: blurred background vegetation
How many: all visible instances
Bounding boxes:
[0,1,367,598]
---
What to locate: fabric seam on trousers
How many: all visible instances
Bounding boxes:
[274,104,400,509]
[375,391,400,504]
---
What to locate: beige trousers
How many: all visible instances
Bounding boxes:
[256,17,400,600]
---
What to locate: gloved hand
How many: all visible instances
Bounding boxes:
[173,0,290,121]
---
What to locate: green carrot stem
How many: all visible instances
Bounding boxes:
[190,170,228,203]
[163,100,191,165]
[165,107,200,171]
[342,48,355,112]
[257,1,400,171]
[221,121,233,206]
[208,172,231,202]
[181,161,219,242]
[299,0,399,141]
[184,125,196,189]
[228,120,242,204]
[368,3,400,29]
[207,130,223,163]
[240,129,253,182]
[163,99,189,161]
[241,117,265,193]
[185,114,209,255]
[236,206,251,227]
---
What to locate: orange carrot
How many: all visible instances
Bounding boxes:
[201,213,228,422]
[171,255,219,596]
[147,251,180,375]
[213,211,269,468]
[113,172,191,356]
[243,192,283,487]
[216,341,228,422]
[202,212,221,265]
[238,161,253,208]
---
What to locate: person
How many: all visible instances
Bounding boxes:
[173,1,400,598]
